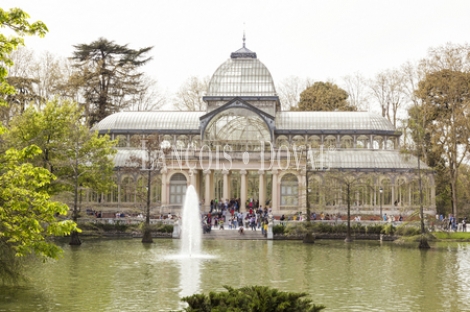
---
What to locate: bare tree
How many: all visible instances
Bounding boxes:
[368,68,407,127]
[8,47,35,78]
[128,75,167,111]
[276,76,311,111]
[173,76,209,111]
[32,51,69,108]
[341,72,369,112]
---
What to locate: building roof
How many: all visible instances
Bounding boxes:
[94,111,204,133]
[275,111,396,132]
[94,110,397,135]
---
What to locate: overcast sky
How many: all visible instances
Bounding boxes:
[4,0,470,96]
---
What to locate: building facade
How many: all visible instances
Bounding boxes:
[92,41,436,217]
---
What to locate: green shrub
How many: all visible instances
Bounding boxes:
[366,224,383,235]
[313,222,334,233]
[180,285,325,312]
[381,224,395,235]
[272,224,286,235]
[334,223,347,234]
[284,222,307,236]
[351,223,365,234]
[395,225,420,236]
[157,224,173,233]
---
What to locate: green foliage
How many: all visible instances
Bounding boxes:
[0,8,47,109]
[7,99,118,220]
[365,224,384,235]
[284,222,308,236]
[272,224,286,235]
[395,225,421,236]
[295,81,355,112]
[0,146,79,261]
[282,222,390,236]
[180,285,325,312]
[433,232,470,240]
[157,223,174,233]
[381,224,396,235]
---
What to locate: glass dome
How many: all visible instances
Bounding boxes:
[207,57,277,97]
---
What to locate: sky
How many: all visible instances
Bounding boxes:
[4,0,470,98]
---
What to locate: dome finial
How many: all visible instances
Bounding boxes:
[243,23,246,48]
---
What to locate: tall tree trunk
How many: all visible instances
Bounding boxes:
[345,184,353,242]
[70,166,82,246]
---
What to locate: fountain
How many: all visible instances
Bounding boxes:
[170,185,214,303]
[179,185,203,257]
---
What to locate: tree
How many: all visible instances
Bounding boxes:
[0,7,78,282]
[7,99,117,245]
[0,7,47,116]
[276,76,312,111]
[128,75,166,111]
[323,171,364,242]
[127,134,170,243]
[295,81,356,112]
[341,72,369,112]
[173,76,209,111]
[369,69,407,127]
[0,146,79,282]
[71,37,153,125]
[414,67,470,221]
[181,285,325,312]
[61,121,117,245]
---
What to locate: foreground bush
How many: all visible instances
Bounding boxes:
[180,285,325,312]
[272,224,286,235]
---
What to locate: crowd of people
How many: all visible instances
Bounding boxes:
[202,199,271,236]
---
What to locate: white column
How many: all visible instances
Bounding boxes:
[161,168,168,206]
[222,169,229,202]
[227,171,232,199]
[209,171,214,203]
[240,169,247,211]
[271,169,279,214]
[259,170,265,209]
[204,170,211,209]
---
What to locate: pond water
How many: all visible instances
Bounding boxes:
[1,238,470,312]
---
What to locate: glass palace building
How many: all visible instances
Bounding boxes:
[93,41,436,217]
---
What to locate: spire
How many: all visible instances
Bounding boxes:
[243,26,246,48]
[231,27,256,59]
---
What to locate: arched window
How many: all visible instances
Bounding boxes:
[116,135,127,147]
[340,135,353,148]
[151,176,162,203]
[308,135,321,148]
[280,174,298,207]
[170,173,187,205]
[276,135,289,148]
[204,108,271,145]
[121,176,135,203]
[324,135,336,149]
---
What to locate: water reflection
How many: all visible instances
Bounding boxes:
[178,258,201,299]
[2,239,470,312]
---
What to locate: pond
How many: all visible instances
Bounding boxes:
[1,238,470,311]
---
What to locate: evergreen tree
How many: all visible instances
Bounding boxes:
[71,37,153,125]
